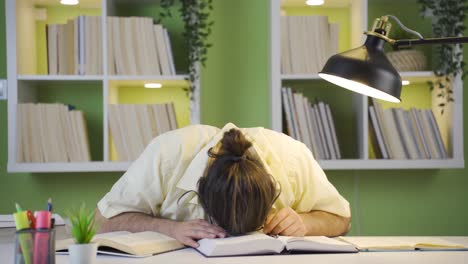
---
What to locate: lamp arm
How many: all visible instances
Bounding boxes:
[393,36,468,48]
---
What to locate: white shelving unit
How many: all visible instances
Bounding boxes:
[270,0,464,169]
[6,0,199,173]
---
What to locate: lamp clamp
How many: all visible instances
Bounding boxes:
[364,15,426,46]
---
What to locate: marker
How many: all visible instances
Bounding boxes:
[47,197,54,228]
[15,203,23,213]
[47,198,53,212]
[34,211,52,264]
[26,210,36,230]
[13,207,33,264]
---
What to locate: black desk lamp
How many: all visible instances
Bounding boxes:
[318,15,468,103]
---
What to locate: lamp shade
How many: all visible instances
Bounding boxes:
[319,35,402,103]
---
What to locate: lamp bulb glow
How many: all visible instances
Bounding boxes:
[318,73,401,103]
[144,83,163,89]
[306,0,325,6]
[60,0,79,5]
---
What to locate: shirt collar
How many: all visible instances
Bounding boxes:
[176,123,240,204]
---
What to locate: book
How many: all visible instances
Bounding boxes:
[372,99,393,159]
[309,104,325,159]
[286,87,300,140]
[419,109,441,159]
[339,236,468,252]
[410,108,431,159]
[314,102,330,159]
[383,109,407,159]
[294,93,311,150]
[280,16,292,74]
[394,108,419,159]
[426,109,448,158]
[56,231,184,258]
[281,87,294,137]
[197,232,357,257]
[303,97,320,158]
[404,110,424,159]
[325,104,341,159]
[318,102,335,159]
[164,28,176,75]
[369,106,389,159]
[154,24,171,75]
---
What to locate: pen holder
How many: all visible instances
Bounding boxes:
[14,228,56,264]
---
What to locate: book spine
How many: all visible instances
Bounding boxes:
[325,104,341,159]
[426,109,448,159]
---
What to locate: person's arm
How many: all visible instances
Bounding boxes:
[263,207,350,237]
[95,209,226,248]
[300,210,350,236]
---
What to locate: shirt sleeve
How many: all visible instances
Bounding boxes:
[97,139,166,219]
[292,142,351,218]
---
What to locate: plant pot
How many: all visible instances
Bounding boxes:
[68,243,98,264]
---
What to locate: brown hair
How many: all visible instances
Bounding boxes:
[197,128,279,235]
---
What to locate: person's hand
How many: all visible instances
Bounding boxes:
[263,207,307,236]
[169,219,226,247]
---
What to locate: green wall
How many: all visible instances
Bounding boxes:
[1,0,467,236]
[201,0,270,127]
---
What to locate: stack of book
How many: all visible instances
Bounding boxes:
[369,98,448,159]
[281,15,339,74]
[107,16,176,75]
[47,16,102,75]
[109,103,178,161]
[282,87,341,160]
[16,103,91,162]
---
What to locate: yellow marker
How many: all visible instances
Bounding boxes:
[13,211,33,264]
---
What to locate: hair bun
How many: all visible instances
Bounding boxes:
[220,128,252,157]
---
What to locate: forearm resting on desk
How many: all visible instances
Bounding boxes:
[300,210,351,237]
[95,209,174,235]
[94,209,226,247]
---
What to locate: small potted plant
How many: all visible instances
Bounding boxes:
[66,203,99,264]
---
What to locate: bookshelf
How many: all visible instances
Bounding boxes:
[270,0,464,169]
[6,0,199,172]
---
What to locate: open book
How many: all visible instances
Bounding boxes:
[56,231,184,257]
[197,232,357,257]
[339,236,468,252]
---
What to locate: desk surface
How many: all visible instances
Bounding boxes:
[2,227,468,264]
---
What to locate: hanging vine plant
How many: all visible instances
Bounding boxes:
[159,0,214,100]
[417,0,468,114]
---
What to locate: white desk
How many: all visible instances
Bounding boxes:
[2,227,468,264]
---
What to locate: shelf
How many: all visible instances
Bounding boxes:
[9,159,463,172]
[318,159,464,170]
[6,0,201,173]
[18,75,104,81]
[108,75,190,88]
[281,71,435,81]
[271,0,463,170]
[281,74,320,80]
[399,71,436,83]
[399,71,434,78]
[108,75,189,81]
[7,162,132,173]
[281,0,352,8]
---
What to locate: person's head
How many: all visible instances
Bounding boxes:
[197,128,279,235]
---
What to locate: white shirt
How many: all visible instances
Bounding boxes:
[98,123,350,221]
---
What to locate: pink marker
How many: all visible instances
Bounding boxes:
[33,211,51,264]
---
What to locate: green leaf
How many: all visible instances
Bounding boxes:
[66,203,97,244]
